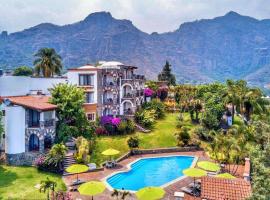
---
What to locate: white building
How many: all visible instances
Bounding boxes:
[0,76,66,165]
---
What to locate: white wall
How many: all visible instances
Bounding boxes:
[67,71,98,103]
[5,105,26,154]
[0,76,67,96]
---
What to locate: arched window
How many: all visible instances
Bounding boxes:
[29,134,39,151]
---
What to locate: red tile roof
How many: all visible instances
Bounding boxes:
[0,95,57,111]
[201,176,251,200]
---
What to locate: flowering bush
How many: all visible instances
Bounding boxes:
[144,88,154,97]
[95,127,108,135]
[157,87,168,101]
[101,116,113,125]
[34,155,46,167]
[101,116,121,126]
[111,117,121,126]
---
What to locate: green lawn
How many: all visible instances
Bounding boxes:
[0,165,66,199]
[91,112,197,165]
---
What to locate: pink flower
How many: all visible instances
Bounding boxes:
[111,117,121,126]
[144,88,154,97]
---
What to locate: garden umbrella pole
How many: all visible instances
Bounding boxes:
[65,164,88,183]
[183,168,207,196]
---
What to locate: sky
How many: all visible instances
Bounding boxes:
[1,0,270,33]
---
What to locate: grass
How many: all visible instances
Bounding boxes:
[91,112,197,165]
[0,165,66,199]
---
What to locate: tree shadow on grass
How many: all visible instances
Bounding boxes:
[0,165,18,188]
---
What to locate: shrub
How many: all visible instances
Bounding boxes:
[45,143,67,168]
[142,99,165,119]
[75,137,90,164]
[13,66,33,76]
[135,109,156,128]
[126,119,135,133]
[95,127,108,135]
[175,127,190,146]
[117,121,128,134]
[127,136,139,149]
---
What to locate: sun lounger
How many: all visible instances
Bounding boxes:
[71,179,85,186]
[174,191,185,200]
[181,186,193,195]
[88,163,97,171]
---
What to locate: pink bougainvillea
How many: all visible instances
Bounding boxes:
[144,88,154,97]
[111,117,121,126]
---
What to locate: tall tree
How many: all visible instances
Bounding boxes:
[13,66,33,76]
[49,83,95,142]
[0,111,3,143]
[34,48,62,77]
[158,61,176,86]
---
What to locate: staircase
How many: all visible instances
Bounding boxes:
[135,123,151,133]
[63,138,76,176]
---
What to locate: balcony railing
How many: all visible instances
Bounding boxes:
[122,93,134,98]
[44,119,54,127]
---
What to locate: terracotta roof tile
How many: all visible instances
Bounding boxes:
[0,95,57,111]
[201,176,251,200]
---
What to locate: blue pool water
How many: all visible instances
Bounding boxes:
[106,156,195,191]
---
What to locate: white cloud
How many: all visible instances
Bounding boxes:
[0,0,270,33]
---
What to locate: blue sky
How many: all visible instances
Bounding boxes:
[1,0,270,33]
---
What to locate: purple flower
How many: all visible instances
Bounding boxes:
[144,88,154,97]
[111,117,121,126]
[101,116,113,125]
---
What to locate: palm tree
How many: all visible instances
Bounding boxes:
[224,80,240,124]
[111,189,131,200]
[34,48,63,77]
[39,177,57,200]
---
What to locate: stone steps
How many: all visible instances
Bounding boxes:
[135,123,151,133]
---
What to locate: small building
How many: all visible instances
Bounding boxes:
[200,176,251,200]
[0,95,57,165]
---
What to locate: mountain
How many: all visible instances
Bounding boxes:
[0,11,270,91]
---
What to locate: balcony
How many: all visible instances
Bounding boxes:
[44,119,54,127]
[122,93,134,99]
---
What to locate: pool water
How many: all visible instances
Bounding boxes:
[106,156,195,191]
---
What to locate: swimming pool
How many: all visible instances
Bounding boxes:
[106,155,196,191]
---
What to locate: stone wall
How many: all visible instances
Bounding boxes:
[6,152,41,165]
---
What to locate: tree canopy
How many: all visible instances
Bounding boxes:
[49,83,95,142]
[34,48,63,77]
[158,61,176,86]
[13,66,33,76]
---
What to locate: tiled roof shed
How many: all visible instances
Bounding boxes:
[201,176,251,200]
[0,95,57,111]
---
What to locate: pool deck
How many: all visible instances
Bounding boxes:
[63,150,244,200]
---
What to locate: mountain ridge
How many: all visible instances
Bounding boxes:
[0,11,270,92]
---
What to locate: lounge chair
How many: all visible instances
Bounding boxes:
[174,191,185,200]
[88,163,97,171]
[105,161,113,168]
[181,186,193,195]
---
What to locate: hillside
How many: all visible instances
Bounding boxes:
[0,11,270,89]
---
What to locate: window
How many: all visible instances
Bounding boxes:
[28,109,40,127]
[85,92,94,103]
[87,113,95,121]
[79,74,94,86]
